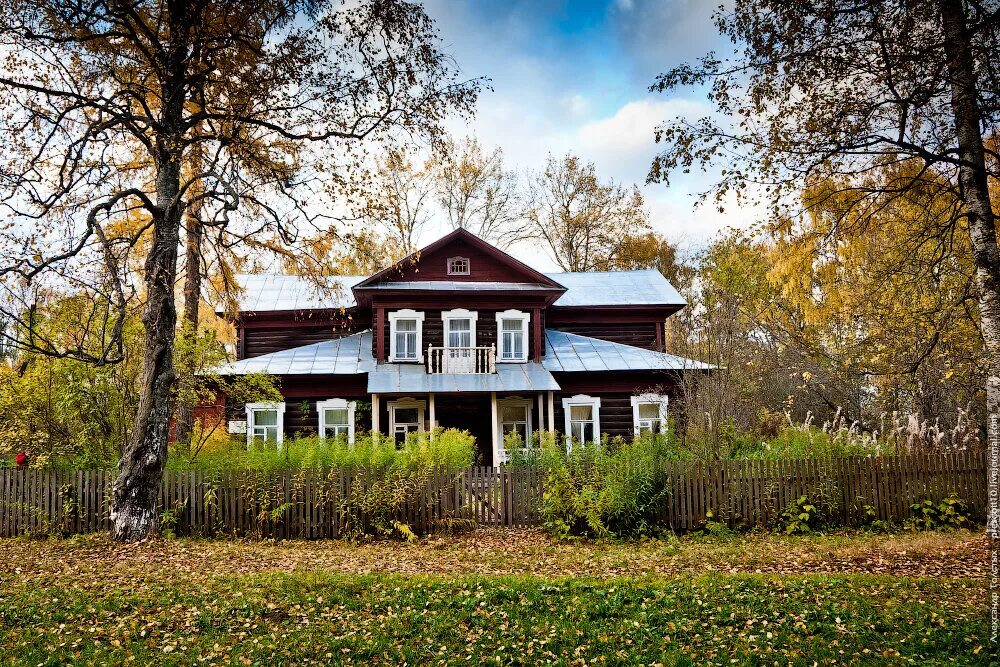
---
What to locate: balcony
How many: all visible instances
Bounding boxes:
[427,345,497,374]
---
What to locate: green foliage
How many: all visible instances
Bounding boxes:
[0,298,145,468]
[906,494,971,531]
[780,496,824,535]
[536,432,681,539]
[170,428,474,474]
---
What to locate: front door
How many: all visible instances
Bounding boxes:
[434,395,494,466]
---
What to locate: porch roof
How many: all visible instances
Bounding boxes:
[542,329,713,372]
[365,361,560,394]
[212,331,375,375]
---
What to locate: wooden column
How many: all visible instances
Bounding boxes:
[547,391,555,434]
[372,394,380,438]
[375,307,385,362]
[532,308,543,362]
[490,391,500,467]
[429,393,436,439]
[536,393,544,444]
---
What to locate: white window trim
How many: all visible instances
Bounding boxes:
[245,401,286,448]
[442,308,478,348]
[387,397,427,438]
[447,256,470,275]
[388,309,425,362]
[495,309,530,362]
[631,393,669,436]
[562,394,601,446]
[317,398,356,444]
[496,396,534,463]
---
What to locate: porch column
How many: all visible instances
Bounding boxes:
[490,391,500,467]
[547,391,555,434]
[536,393,544,444]
[428,393,436,438]
[372,394,380,439]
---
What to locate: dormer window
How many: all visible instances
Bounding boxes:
[447,256,470,275]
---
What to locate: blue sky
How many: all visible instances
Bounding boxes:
[414,0,754,267]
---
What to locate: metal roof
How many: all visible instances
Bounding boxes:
[212,331,375,375]
[225,274,365,313]
[366,362,560,394]
[224,268,684,313]
[546,269,685,307]
[543,329,713,372]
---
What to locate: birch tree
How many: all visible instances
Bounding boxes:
[0,0,479,541]
[524,153,651,272]
[434,136,521,247]
[650,0,1000,536]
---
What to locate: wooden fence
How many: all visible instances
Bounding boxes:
[0,453,986,538]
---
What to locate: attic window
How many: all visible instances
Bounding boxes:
[447,256,470,275]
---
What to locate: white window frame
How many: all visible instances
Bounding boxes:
[562,394,601,446]
[631,393,670,436]
[389,309,425,362]
[496,396,534,463]
[317,398,356,444]
[245,402,286,448]
[442,308,478,349]
[388,397,426,445]
[495,309,530,362]
[447,256,470,275]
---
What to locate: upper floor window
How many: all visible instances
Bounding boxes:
[442,309,478,348]
[246,402,285,448]
[389,309,425,362]
[447,256,470,275]
[631,394,669,435]
[495,309,529,362]
[317,398,356,444]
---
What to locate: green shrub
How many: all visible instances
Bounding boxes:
[905,494,970,531]
[780,495,825,534]
[535,432,680,539]
[168,428,475,473]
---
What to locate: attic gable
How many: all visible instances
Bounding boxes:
[354,228,564,289]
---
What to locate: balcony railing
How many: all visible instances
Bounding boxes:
[427,345,496,374]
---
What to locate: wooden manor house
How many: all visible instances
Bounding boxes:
[211,228,710,466]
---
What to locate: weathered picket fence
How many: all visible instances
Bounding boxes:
[0,453,986,538]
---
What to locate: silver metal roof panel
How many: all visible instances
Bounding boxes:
[212,331,374,375]
[543,329,713,372]
[366,361,560,394]
[545,269,685,307]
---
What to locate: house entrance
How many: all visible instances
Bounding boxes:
[434,395,495,466]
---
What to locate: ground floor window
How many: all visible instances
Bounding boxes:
[631,394,669,435]
[562,394,601,446]
[498,397,533,449]
[388,398,426,448]
[245,402,285,447]
[317,399,356,444]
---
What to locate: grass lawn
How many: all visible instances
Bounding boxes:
[0,530,990,665]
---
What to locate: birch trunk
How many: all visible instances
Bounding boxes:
[173,206,203,448]
[939,0,1000,540]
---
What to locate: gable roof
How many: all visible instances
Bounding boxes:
[223,269,686,313]
[353,228,565,291]
[542,329,712,372]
